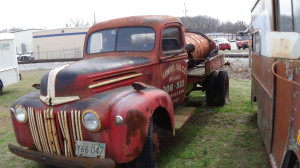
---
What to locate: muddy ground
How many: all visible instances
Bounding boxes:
[225,58,251,80]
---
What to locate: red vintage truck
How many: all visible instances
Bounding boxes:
[251,0,300,167]
[236,31,251,50]
[8,15,228,168]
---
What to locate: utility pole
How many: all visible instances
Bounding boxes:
[183,3,188,17]
[183,2,189,29]
[94,11,96,25]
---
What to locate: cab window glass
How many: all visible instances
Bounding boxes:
[293,0,300,33]
[277,0,293,31]
[252,31,260,54]
[162,27,181,52]
[116,27,155,51]
[87,29,117,54]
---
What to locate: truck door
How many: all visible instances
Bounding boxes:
[159,24,188,106]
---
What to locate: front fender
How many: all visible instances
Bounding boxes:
[108,86,174,163]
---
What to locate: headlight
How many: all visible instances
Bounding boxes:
[14,106,28,124]
[82,110,101,132]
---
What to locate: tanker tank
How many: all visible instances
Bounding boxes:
[185,32,217,63]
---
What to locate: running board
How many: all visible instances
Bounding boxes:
[174,107,196,129]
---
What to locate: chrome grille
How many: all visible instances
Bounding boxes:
[28,108,83,156]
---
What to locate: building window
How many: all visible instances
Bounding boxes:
[0,43,10,49]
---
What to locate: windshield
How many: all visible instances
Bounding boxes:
[239,36,250,41]
[87,27,155,54]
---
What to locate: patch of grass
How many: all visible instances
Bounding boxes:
[0,70,47,168]
[159,79,270,168]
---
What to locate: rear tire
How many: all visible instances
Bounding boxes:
[206,71,217,106]
[282,151,300,168]
[136,118,159,168]
[0,82,3,95]
[215,71,229,106]
[0,86,3,95]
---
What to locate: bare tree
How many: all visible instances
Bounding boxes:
[0,27,23,33]
[65,19,90,28]
[179,15,247,34]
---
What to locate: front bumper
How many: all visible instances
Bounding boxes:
[8,144,115,168]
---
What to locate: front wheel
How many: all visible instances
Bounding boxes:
[136,118,159,168]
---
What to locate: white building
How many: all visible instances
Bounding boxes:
[13,29,43,54]
[33,28,88,60]
[0,33,20,95]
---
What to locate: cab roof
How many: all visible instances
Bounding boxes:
[88,15,182,34]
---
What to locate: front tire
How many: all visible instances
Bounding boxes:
[136,118,159,168]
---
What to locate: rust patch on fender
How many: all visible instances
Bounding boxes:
[125,110,147,145]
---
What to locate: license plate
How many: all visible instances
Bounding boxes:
[75,141,106,158]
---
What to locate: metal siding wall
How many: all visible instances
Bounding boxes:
[33,29,87,60]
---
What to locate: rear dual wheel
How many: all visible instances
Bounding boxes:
[206,71,229,106]
[215,71,229,106]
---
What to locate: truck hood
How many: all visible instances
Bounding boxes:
[39,56,151,106]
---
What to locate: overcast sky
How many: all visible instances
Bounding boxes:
[1,0,253,30]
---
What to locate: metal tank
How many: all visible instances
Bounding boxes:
[185,32,216,61]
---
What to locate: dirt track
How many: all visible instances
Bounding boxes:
[225,58,251,80]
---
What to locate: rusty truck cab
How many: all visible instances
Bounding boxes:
[84,16,188,105]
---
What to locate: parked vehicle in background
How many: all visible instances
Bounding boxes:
[16,52,22,61]
[236,31,251,49]
[8,15,229,168]
[20,51,34,61]
[213,38,231,50]
[0,33,20,95]
[251,0,300,167]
